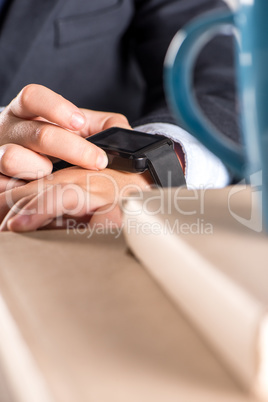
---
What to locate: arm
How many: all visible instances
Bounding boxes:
[0,0,236,194]
[135,122,230,188]
[125,0,238,186]
[0,167,152,232]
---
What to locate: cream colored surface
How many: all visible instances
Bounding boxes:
[123,186,268,400]
[0,292,54,402]
[0,365,13,402]
[258,317,268,398]
[0,230,256,402]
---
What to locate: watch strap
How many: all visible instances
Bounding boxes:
[144,143,186,188]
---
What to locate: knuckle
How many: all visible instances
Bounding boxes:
[112,113,129,124]
[104,113,130,129]
[116,113,129,123]
[36,124,52,148]
[18,84,37,109]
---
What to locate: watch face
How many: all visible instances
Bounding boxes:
[52,127,181,183]
[87,127,168,154]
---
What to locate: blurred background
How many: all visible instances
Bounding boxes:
[226,0,237,8]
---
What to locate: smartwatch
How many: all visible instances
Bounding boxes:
[53,127,186,188]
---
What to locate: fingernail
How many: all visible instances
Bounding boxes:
[71,112,85,130]
[96,151,108,170]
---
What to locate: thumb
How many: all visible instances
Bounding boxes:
[78,109,132,137]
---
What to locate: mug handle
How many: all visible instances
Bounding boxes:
[164,11,245,177]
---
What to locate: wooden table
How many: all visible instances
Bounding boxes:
[0,228,257,402]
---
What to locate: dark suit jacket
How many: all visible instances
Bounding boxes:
[0,0,239,142]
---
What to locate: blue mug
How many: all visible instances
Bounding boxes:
[164,1,268,228]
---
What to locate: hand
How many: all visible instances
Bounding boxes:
[0,84,131,180]
[0,167,152,232]
[0,174,27,194]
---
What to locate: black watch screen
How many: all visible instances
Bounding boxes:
[90,127,167,153]
[53,127,186,188]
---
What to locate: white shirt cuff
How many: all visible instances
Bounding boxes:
[134,122,230,189]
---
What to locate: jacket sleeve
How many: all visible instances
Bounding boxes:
[129,0,240,144]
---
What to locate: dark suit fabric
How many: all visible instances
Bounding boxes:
[0,0,240,143]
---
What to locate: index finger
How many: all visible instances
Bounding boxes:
[9,84,86,131]
[14,120,109,172]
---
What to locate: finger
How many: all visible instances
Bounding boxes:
[9,84,86,131]
[0,194,36,231]
[0,174,27,194]
[0,169,82,224]
[9,120,108,171]
[78,109,132,137]
[6,184,91,232]
[0,144,52,179]
[0,179,43,224]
